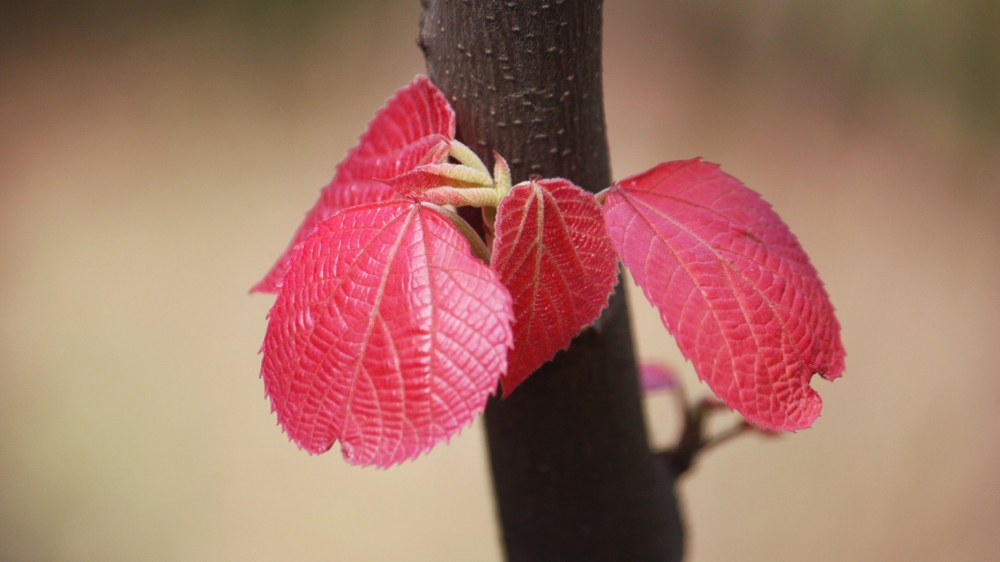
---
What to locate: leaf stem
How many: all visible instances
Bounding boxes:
[423,202,491,264]
[594,186,610,206]
[700,421,753,452]
[449,139,492,179]
[422,186,500,208]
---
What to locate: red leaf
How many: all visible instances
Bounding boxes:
[253,75,455,294]
[261,200,513,467]
[603,159,844,431]
[492,178,619,395]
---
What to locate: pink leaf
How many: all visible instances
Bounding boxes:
[253,75,455,294]
[492,178,619,395]
[261,200,513,467]
[603,158,844,431]
[639,362,680,393]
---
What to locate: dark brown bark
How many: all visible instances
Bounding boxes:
[419,1,684,560]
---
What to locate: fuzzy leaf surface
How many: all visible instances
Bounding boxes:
[492,178,618,395]
[603,159,844,430]
[382,163,494,195]
[261,200,513,467]
[253,75,455,293]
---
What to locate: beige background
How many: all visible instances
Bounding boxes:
[2,1,999,560]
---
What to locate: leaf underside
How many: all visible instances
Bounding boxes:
[261,200,513,467]
[253,75,456,294]
[492,178,619,395]
[603,159,844,430]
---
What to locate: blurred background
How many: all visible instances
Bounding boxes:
[2,0,998,560]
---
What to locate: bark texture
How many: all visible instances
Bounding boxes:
[419,2,684,560]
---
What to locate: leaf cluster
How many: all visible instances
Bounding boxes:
[253,77,844,467]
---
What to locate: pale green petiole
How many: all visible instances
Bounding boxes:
[421,186,501,208]
[594,186,610,206]
[423,202,492,264]
[448,140,492,180]
[424,163,494,189]
[440,146,514,240]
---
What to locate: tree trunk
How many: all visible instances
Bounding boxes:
[419,1,684,560]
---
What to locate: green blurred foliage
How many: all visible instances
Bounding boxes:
[660,0,1000,138]
[2,0,996,136]
[0,0,372,55]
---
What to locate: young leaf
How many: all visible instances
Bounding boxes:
[382,163,494,195]
[381,162,500,207]
[253,75,456,294]
[603,159,844,431]
[261,200,513,467]
[492,178,619,395]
